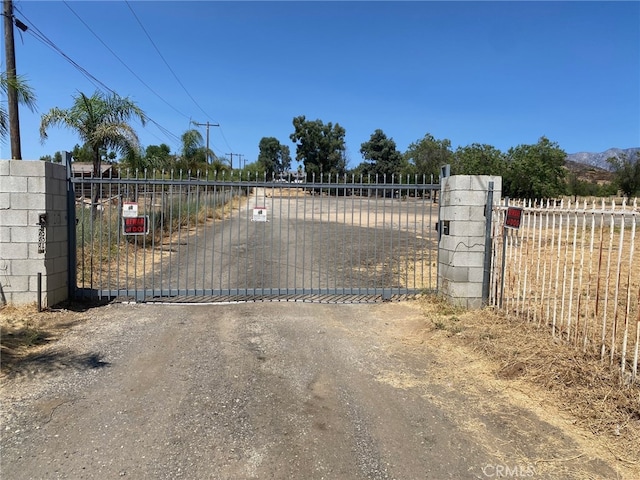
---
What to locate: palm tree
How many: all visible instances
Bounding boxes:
[178,128,213,172]
[0,72,36,304]
[40,91,146,216]
[0,72,37,141]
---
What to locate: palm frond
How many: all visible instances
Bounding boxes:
[39,90,146,154]
[0,72,37,112]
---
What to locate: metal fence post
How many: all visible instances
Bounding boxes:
[482,181,494,305]
[66,151,77,302]
[499,197,509,308]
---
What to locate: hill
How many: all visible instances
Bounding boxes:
[566,147,640,171]
[564,160,613,185]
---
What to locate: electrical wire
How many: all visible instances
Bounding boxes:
[63,1,191,122]
[125,1,236,155]
[218,125,234,154]
[125,2,213,123]
[14,5,116,95]
[13,4,182,147]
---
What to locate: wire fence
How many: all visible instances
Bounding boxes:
[491,198,639,384]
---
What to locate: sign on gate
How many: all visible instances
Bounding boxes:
[122,216,149,235]
[252,206,268,222]
[505,207,523,229]
[73,172,440,304]
[122,202,138,218]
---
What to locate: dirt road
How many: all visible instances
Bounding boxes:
[0,302,625,479]
[127,187,436,301]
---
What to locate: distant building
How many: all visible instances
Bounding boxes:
[71,163,119,199]
[276,170,306,183]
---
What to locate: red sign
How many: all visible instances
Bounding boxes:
[122,216,149,235]
[505,207,523,229]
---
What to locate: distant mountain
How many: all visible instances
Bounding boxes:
[564,160,613,184]
[566,148,640,171]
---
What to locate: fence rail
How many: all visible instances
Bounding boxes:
[491,198,639,384]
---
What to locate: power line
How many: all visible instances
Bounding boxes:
[226,152,243,170]
[124,1,236,154]
[192,121,219,165]
[125,1,214,124]
[15,5,116,95]
[218,124,234,153]
[62,1,191,122]
[13,4,182,147]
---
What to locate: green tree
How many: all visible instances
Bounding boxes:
[0,72,37,142]
[71,143,95,163]
[503,136,566,199]
[176,129,214,172]
[257,137,292,179]
[452,143,505,176]
[40,91,145,177]
[404,133,453,181]
[144,143,173,171]
[608,152,640,198]
[290,115,346,180]
[359,129,404,180]
[120,147,145,173]
[240,160,266,179]
[70,142,116,165]
[40,91,145,217]
[39,151,63,163]
[566,175,617,200]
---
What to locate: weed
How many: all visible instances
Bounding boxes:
[479,331,496,341]
[448,324,464,335]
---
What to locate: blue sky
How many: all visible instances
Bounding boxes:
[3,1,639,168]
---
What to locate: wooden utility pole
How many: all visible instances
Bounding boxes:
[3,0,21,159]
[192,121,219,164]
[226,153,242,170]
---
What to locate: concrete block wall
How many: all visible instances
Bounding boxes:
[0,160,69,307]
[437,175,502,309]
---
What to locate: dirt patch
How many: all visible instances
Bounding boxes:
[265,186,308,198]
[2,297,639,478]
[378,296,640,478]
[0,303,92,377]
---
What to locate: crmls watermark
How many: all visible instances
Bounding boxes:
[481,464,537,477]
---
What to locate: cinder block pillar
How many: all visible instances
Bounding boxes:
[0,160,69,307]
[437,175,502,309]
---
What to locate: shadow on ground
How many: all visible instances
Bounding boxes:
[1,349,110,379]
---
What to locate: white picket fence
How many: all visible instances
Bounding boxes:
[490,198,639,384]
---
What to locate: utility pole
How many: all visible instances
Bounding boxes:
[225,153,239,170]
[192,121,219,165]
[237,154,245,169]
[4,0,21,159]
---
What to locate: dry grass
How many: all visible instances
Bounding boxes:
[76,194,249,289]
[0,303,90,376]
[415,295,640,463]
[497,218,640,380]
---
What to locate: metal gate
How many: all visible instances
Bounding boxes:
[69,171,440,303]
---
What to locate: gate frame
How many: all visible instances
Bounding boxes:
[67,171,441,303]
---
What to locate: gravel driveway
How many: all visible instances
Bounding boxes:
[0,302,621,479]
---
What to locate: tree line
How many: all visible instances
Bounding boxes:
[3,85,636,199]
[260,115,638,199]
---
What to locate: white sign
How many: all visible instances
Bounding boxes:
[252,206,268,222]
[122,202,138,218]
